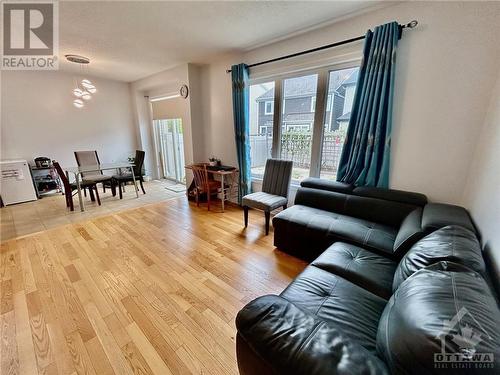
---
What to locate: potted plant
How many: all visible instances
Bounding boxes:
[208,157,221,166]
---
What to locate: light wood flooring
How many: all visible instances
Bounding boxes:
[0,197,306,375]
[1,180,185,243]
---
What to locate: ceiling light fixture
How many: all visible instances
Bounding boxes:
[66,54,97,108]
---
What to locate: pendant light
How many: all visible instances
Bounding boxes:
[81,79,97,94]
[73,88,83,97]
[73,99,84,108]
[81,90,92,101]
[66,54,98,108]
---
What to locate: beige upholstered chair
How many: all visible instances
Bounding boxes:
[242,159,293,235]
[74,150,114,194]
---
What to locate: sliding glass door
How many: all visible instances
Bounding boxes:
[154,118,185,183]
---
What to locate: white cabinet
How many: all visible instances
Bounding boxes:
[0,160,38,205]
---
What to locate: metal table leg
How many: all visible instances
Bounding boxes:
[221,174,225,212]
[75,173,85,212]
[130,167,139,198]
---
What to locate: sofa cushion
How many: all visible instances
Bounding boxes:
[378,262,500,374]
[393,225,486,291]
[242,192,287,211]
[311,242,397,299]
[273,205,397,260]
[422,203,476,233]
[294,187,418,228]
[393,207,425,257]
[280,266,387,353]
[236,295,389,375]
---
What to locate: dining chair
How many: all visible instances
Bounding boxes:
[74,150,115,195]
[112,150,146,199]
[191,163,221,211]
[52,161,101,211]
[242,159,293,235]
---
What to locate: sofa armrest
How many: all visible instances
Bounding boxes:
[393,207,425,257]
[236,295,389,375]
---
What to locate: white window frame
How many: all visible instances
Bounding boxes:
[248,60,361,183]
[264,100,274,115]
[310,96,316,113]
[259,125,272,135]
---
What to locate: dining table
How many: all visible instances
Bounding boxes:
[64,162,138,212]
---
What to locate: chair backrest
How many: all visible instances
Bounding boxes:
[133,150,145,176]
[262,159,293,197]
[74,150,102,177]
[52,161,71,194]
[191,164,210,192]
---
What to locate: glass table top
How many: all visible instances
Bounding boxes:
[63,162,135,174]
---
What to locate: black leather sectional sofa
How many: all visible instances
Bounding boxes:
[236,178,500,375]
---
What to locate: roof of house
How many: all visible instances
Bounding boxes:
[336,111,351,121]
[256,68,358,101]
[342,69,359,86]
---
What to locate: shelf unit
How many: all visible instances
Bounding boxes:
[30,165,62,198]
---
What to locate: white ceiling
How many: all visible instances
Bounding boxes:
[59,1,380,82]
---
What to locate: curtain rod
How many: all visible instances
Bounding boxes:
[226,20,418,73]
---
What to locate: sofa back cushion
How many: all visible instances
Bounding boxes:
[300,177,354,194]
[378,262,500,374]
[353,186,427,207]
[392,226,485,291]
[422,203,476,233]
[294,187,419,228]
[483,244,500,298]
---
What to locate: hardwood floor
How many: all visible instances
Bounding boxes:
[1,180,185,242]
[0,197,306,375]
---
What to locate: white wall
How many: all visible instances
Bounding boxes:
[462,67,500,252]
[1,70,137,167]
[199,53,243,168]
[198,1,500,204]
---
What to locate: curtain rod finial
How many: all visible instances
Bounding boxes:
[407,20,418,28]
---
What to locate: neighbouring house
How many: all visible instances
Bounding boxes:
[253,68,358,135]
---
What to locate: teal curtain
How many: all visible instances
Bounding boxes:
[231,64,251,204]
[337,21,400,188]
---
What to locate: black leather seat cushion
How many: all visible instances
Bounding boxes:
[236,295,389,375]
[378,262,500,374]
[273,205,397,260]
[393,225,486,291]
[311,242,397,299]
[280,266,387,353]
